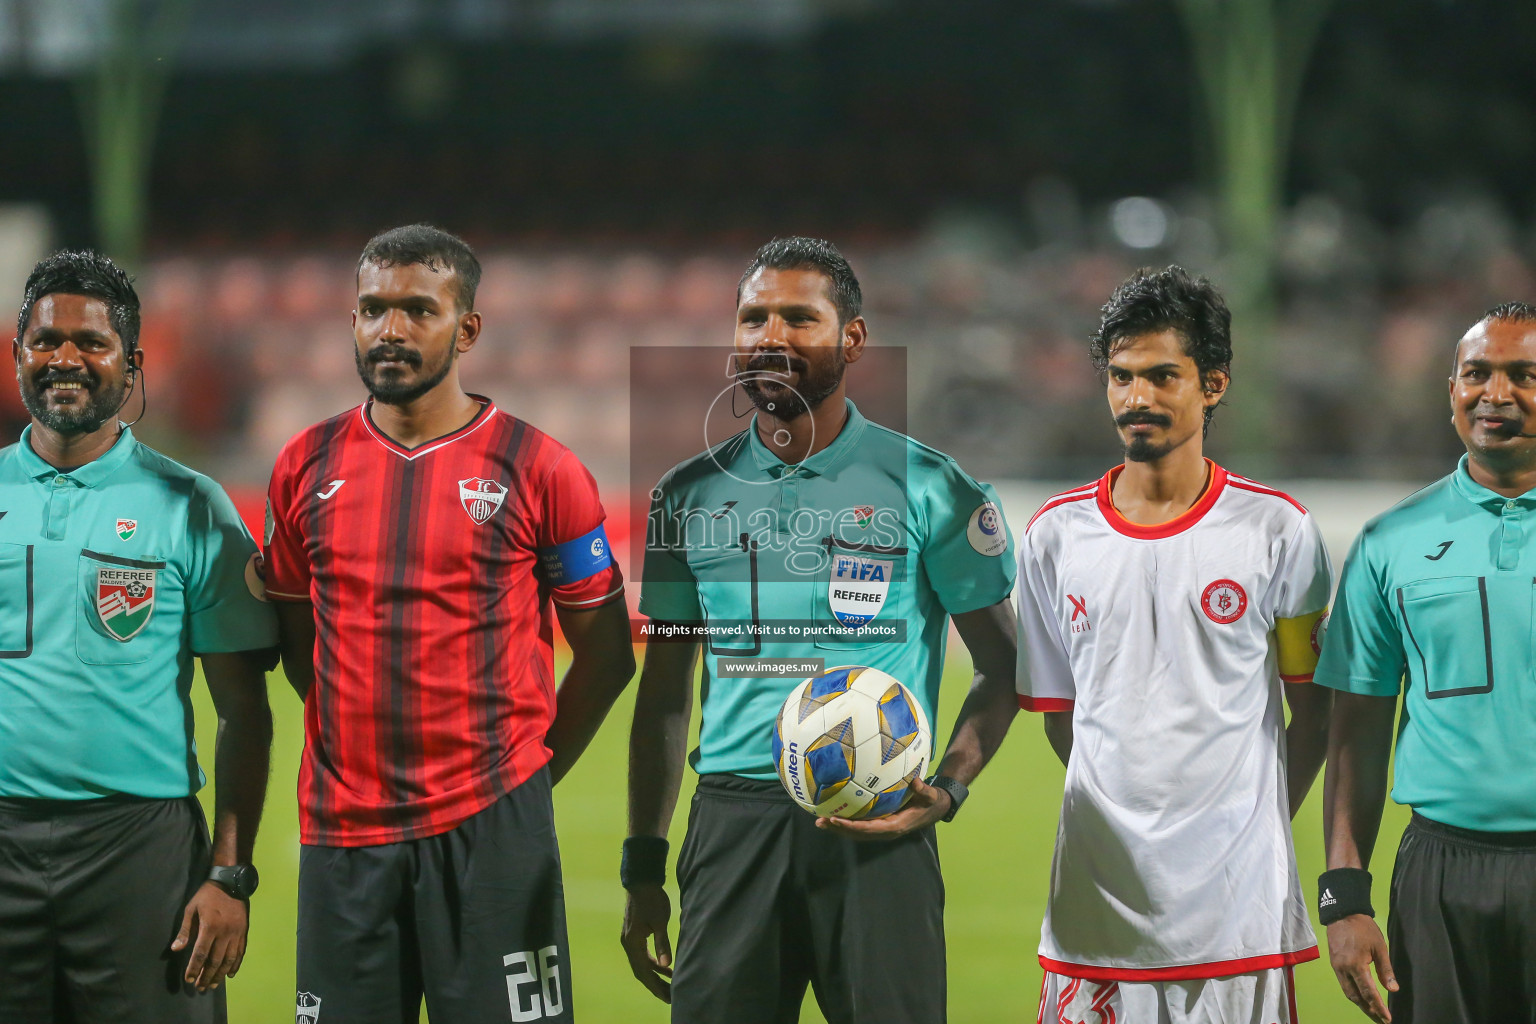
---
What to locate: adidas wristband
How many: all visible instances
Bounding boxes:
[1317,867,1374,925]
[620,836,669,890]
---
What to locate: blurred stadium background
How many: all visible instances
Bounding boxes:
[1,0,1529,1020]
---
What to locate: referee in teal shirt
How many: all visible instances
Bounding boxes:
[620,238,1020,1024]
[0,252,277,1023]
[1317,302,1536,1024]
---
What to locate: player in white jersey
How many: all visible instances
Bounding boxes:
[1016,267,1334,1022]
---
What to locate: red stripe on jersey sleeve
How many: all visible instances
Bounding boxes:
[1026,485,1097,532]
[1227,477,1308,514]
[1019,695,1074,712]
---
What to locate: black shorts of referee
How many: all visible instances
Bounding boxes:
[670,774,945,1024]
[296,767,571,1024]
[1388,812,1536,1023]
[0,795,223,1024]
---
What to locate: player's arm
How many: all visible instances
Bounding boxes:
[274,601,317,700]
[1314,532,1403,1024]
[1275,608,1333,819]
[1323,692,1399,1023]
[621,631,700,1004]
[173,649,274,992]
[1284,680,1332,818]
[547,595,637,785]
[818,598,1018,840]
[1042,710,1072,768]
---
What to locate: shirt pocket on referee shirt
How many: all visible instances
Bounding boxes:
[1397,575,1494,698]
[0,542,35,657]
[688,540,762,656]
[813,537,908,652]
[76,549,170,668]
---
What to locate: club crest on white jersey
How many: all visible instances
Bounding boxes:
[1201,578,1247,624]
[828,554,892,628]
[459,477,508,525]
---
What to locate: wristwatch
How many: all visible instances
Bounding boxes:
[208,863,260,900]
[926,774,969,822]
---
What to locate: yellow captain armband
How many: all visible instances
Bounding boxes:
[1275,608,1328,683]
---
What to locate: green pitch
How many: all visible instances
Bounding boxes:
[192,653,1407,1022]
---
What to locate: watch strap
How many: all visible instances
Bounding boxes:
[927,774,968,822]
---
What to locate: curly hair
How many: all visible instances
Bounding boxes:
[1091,265,1232,430]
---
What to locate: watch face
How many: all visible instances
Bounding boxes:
[214,864,259,898]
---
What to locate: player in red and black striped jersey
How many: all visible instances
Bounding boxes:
[266,225,635,1023]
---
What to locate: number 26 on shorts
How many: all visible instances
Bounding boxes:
[503,945,564,1021]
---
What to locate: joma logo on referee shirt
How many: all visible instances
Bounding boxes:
[458,477,508,524]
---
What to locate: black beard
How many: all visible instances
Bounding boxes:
[355,344,455,405]
[18,370,127,435]
[739,355,844,420]
[1123,435,1175,463]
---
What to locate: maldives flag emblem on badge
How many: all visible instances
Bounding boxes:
[458,477,508,525]
[116,518,137,541]
[852,505,875,528]
[96,566,156,641]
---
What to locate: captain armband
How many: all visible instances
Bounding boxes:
[538,524,613,585]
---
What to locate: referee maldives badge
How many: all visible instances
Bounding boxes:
[265,225,636,1023]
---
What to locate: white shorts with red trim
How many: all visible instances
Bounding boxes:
[1038,967,1298,1024]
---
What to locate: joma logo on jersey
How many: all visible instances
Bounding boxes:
[458,477,508,525]
[96,567,156,641]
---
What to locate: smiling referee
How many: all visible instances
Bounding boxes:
[0,252,276,1023]
[1317,303,1536,1023]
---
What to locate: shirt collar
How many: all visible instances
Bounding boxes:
[1450,453,1536,511]
[746,399,867,478]
[17,424,139,487]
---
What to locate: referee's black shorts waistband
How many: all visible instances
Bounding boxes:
[1411,811,1536,850]
[0,793,170,817]
[695,773,790,801]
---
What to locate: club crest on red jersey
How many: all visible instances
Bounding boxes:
[96,566,156,641]
[458,477,508,524]
[1201,578,1247,624]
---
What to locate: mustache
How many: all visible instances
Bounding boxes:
[366,344,422,369]
[737,353,809,377]
[1115,411,1173,429]
[34,370,94,387]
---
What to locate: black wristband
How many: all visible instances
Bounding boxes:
[926,774,969,822]
[621,836,669,890]
[1318,867,1374,925]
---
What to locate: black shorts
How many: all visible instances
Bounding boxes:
[296,767,571,1024]
[671,774,946,1024]
[1388,812,1536,1024]
[0,794,223,1024]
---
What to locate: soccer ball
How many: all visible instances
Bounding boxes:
[772,665,931,820]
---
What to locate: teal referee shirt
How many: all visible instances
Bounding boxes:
[0,427,277,800]
[1316,455,1536,831]
[640,400,1016,779]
